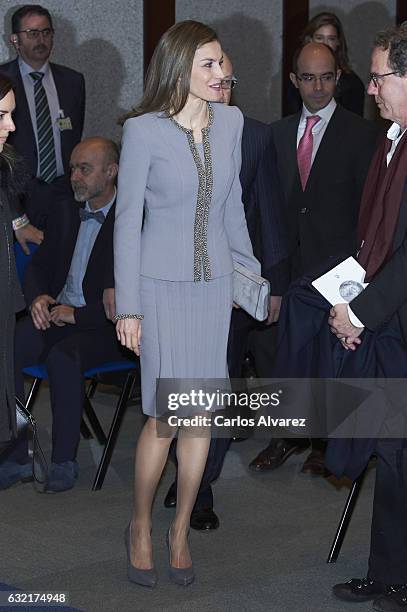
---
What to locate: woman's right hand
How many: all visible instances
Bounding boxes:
[116,318,142,356]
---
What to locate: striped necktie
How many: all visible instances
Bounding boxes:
[29,71,57,184]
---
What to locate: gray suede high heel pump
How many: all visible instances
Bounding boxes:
[124,524,158,588]
[166,527,195,586]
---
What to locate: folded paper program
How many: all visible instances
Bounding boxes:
[312,256,368,305]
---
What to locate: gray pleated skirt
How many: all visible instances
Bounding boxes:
[139,274,233,417]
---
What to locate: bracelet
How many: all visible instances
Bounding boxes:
[12,214,30,231]
[114,313,144,321]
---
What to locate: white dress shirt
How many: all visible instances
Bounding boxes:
[18,57,64,177]
[57,191,116,307]
[297,98,337,164]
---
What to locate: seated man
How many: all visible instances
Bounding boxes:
[0,137,129,493]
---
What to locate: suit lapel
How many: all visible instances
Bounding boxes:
[305,106,342,193]
[9,60,38,171]
[64,203,82,272]
[283,113,302,190]
[84,201,116,279]
[49,63,70,169]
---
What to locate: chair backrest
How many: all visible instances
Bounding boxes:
[14,241,39,285]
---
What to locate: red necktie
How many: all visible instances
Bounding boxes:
[297,115,321,191]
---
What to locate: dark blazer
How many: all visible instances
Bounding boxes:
[0,58,85,176]
[271,105,380,278]
[351,181,407,341]
[24,197,115,331]
[240,116,289,294]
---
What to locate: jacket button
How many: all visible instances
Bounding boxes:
[300,207,308,214]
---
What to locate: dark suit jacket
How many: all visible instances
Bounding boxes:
[0,58,85,176]
[24,198,115,331]
[351,181,407,341]
[327,181,407,478]
[271,105,380,279]
[240,116,289,294]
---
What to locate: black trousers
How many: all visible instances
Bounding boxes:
[368,439,407,584]
[9,315,126,464]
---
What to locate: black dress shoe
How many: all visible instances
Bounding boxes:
[249,439,308,472]
[332,578,386,602]
[300,449,327,477]
[373,586,407,611]
[164,482,177,508]
[190,508,219,531]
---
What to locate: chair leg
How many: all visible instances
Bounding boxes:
[87,379,98,399]
[80,418,93,439]
[326,468,367,563]
[92,373,136,491]
[25,377,42,412]
[83,396,107,445]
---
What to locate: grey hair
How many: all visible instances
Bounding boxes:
[374,21,407,76]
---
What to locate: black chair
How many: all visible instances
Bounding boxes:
[23,361,140,490]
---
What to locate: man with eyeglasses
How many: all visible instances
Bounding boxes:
[249,42,379,476]
[0,4,85,229]
[327,23,407,611]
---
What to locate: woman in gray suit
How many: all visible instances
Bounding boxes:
[114,20,259,587]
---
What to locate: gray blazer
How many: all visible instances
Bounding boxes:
[114,102,260,314]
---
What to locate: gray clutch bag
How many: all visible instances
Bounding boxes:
[233,262,270,321]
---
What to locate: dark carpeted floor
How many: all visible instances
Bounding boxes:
[0,383,376,612]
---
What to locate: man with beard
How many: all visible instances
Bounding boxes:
[0,4,85,229]
[0,138,126,493]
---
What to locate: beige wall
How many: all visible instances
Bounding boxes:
[176,0,283,122]
[309,1,396,117]
[0,0,144,141]
[0,1,399,134]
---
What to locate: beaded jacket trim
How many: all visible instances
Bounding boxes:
[170,103,214,281]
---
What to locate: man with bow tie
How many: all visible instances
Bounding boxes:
[0,137,127,493]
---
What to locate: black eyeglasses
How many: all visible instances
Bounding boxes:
[16,28,54,39]
[369,71,399,87]
[296,73,335,84]
[220,76,237,90]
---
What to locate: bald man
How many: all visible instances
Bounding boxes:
[0,137,129,493]
[250,42,380,476]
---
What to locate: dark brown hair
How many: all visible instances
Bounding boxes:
[11,4,53,33]
[302,12,351,73]
[0,73,17,169]
[0,73,27,195]
[120,20,218,123]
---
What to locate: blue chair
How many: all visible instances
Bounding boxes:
[14,241,141,490]
[23,361,140,491]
